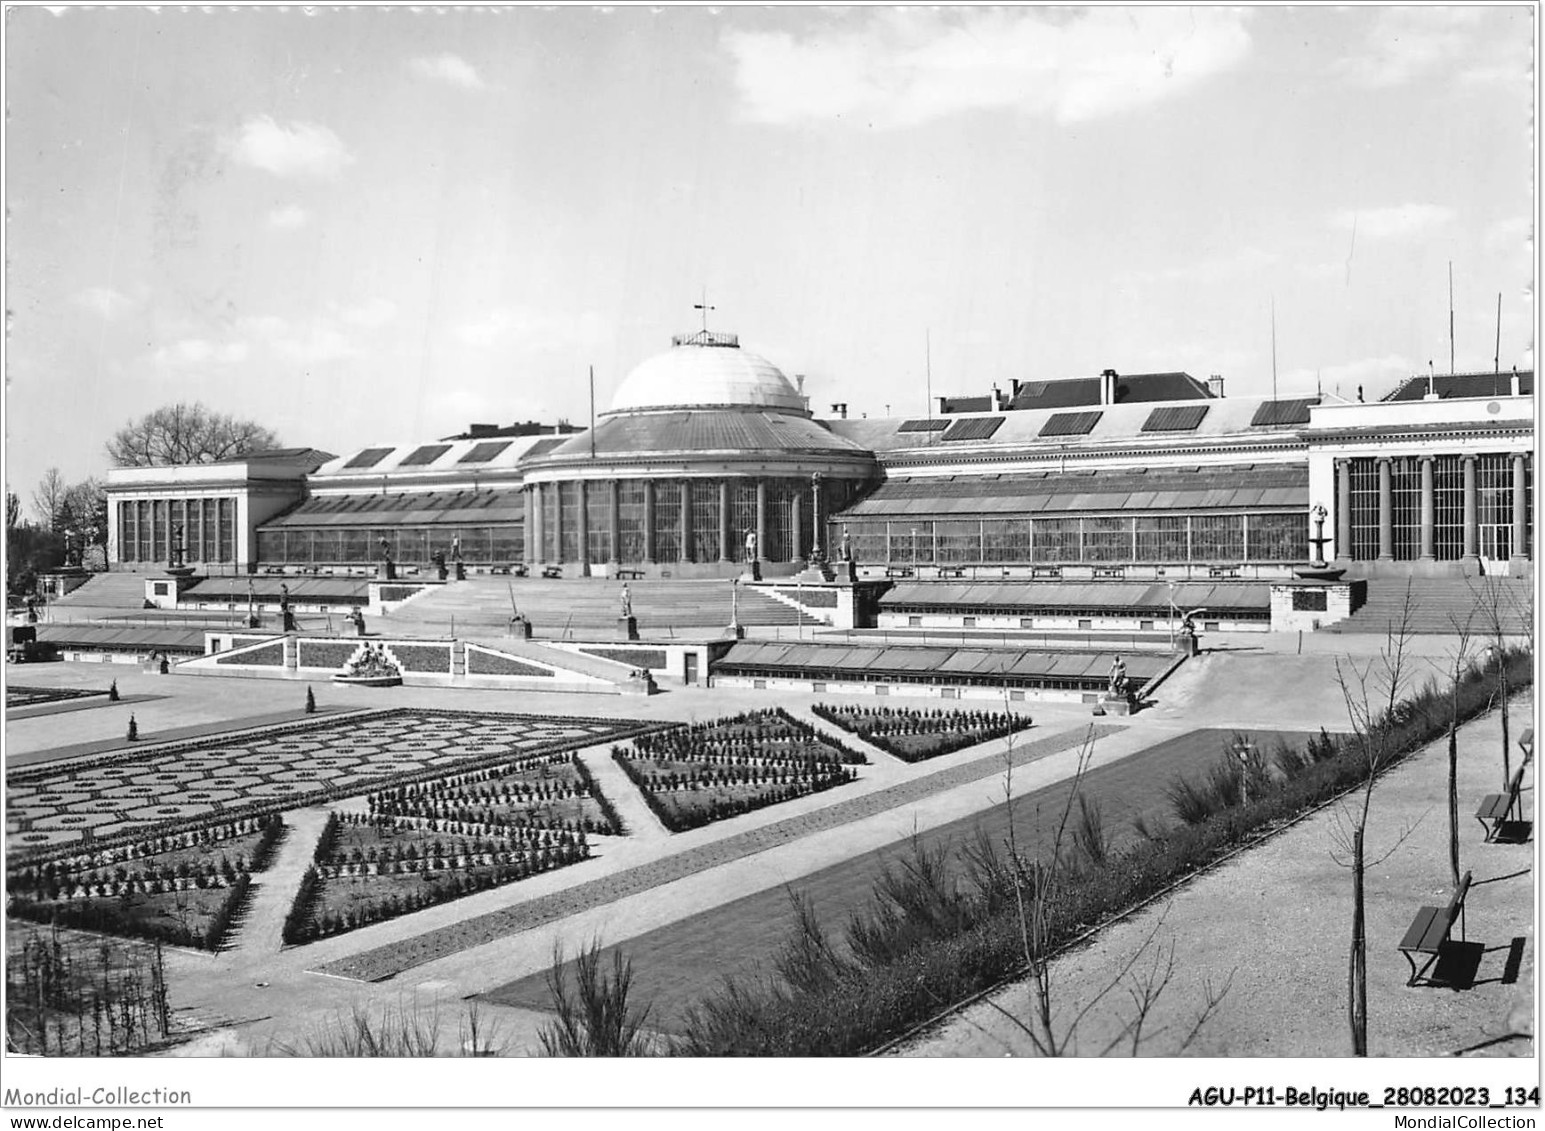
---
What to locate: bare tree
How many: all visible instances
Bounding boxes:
[1442,610,1477,889]
[30,467,66,530]
[6,491,20,531]
[1471,575,1529,791]
[985,724,1231,1056]
[105,403,280,468]
[1330,581,1420,1057]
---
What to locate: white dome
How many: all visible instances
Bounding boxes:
[607,332,808,415]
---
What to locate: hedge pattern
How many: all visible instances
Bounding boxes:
[467,648,554,678]
[215,641,285,667]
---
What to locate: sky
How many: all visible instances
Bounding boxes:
[4,5,1535,509]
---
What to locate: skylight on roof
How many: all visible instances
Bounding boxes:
[343,447,394,469]
[940,416,1005,442]
[399,444,451,467]
[458,440,514,463]
[1250,398,1317,427]
[898,418,950,433]
[1039,411,1103,437]
[1141,405,1210,432]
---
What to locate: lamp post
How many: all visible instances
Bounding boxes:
[1233,738,1256,808]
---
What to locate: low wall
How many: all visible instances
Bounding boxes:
[1269,581,1361,632]
[710,673,1099,706]
[877,610,1269,634]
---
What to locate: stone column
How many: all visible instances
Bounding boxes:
[1419,457,1435,560]
[524,486,536,564]
[577,481,591,574]
[718,479,732,561]
[552,482,564,563]
[1377,457,1393,560]
[642,480,656,564]
[1513,454,1529,563]
[811,473,824,559]
[755,480,768,562]
[609,479,622,564]
[679,481,692,562]
[1336,460,1352,560]
[789,491,803,561]
[1463,456,1479,561]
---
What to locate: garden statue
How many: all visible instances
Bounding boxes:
[348,606,367,636]
[279,583,296,632]
[377,536,395,580]
[1108,655,1129,701]
[171,525,185,568]
[745,529,758,561]
[620,582,632,619]
[378,536,392,563]
[840,525,853,562]
[1309,502,1330,568]
[450,535,462,562]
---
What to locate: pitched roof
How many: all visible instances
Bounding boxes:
[1381,370,1534,401]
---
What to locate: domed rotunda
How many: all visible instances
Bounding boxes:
[521,330,875,575]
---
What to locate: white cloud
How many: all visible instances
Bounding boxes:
[1333,204,1455,241]
[1485,216,1533,253]
[409,53,486,90]
[722,8,1252,128]
[267,204,310,230]
[453,307,608,354]
[223,115,353,180]
[1126,247,1277,285]
[74,285,135,320]
[338,298,397,330]
[455,311,511,348]
[234,313,361,366]
[151,338,249,368]
[1339,7,1490,87]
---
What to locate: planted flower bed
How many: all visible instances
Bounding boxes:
[812,703,1033,763]
[281,810,590,943]
[6,814,283,951]
[365,752,623,837]
[612,708,864,833]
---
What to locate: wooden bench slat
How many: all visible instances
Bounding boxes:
[1398,907,1443,952]
[1476,794,1510,820]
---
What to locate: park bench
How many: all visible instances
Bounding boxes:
[1031,566,1061,580]
[1475,766,1527,843]
[1397,869,1471,987]
[541,565,563,580]
[1093,566,1126,580]
[1207,565,1241,579]
[615,568,645,580]
[885,566,915,579]
[936,566,965,579]
[1520,727,1534,766]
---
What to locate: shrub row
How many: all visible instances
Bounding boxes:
[612,749,858,833]
[812,703,1034,763]
[9,872,254,953]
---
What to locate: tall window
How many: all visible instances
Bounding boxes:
[729,482,758,561]
[653,482,681,563]
[689,480,719,562]
[1247,513,1307,562]
[1390,457,1422,560]
[1134,515,1186,561]
[617,480,646,562]
[1477,454,1513,561]
[217,498,235,561]
[1083,516,1131,563]
[1347,458,1379,560]
[1033,518,1080,563]
[1433,456,1464,560]
[1192,514,1243,561]
[982,518,1032,562]
[935,520,982,564]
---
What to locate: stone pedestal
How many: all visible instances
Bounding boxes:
[454,562,466,581]
[437,564,449,581]
[281,610,297,632]
[508,616,532,640]
[749,560,763,582]
[1101,696,1133,717]
[378,562,396,581]
[617,616,638,641]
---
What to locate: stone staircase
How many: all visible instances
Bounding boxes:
[1325,577,1533,636]
[46,572,150,609]
[382,576,805,637]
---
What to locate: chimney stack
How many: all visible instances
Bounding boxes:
[992,384,1009,412]
[830,403,848,420]
[1511,366,1520,397]
[1100,369,1119,406]
[938,396,952,415]
[1206,374,1225,399]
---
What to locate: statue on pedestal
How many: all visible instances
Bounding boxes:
[840,525,853,563]
[1108,655,1129,702]
[377,536,395,580]
[348,606,367,636]
[279,583,296,632]
[620,582,632,619]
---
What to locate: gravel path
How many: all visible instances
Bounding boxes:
[226,807,332,958]
[313,723,1121,982]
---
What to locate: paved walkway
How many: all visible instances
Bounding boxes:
[227,807,332,958]
[574,748,669,842]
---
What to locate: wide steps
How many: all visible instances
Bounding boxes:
[1327,578,1532,635]
[385,577,804,634]
[47,572,150,609]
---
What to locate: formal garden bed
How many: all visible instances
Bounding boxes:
[5,814,282,951]
[281,810,591,943]
[611,708,865,832]
[365,751,623,836]
[7,685,108,709]
[811,703,1034,763]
